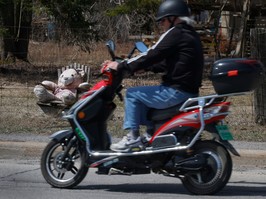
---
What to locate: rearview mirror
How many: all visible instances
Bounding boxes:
[106,40,116,60]
[135,42,148,53]
[106,40,115,52]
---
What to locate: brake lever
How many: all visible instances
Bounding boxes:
[117,92,123,101]
[95,73,103,78]
[115,85,124,101]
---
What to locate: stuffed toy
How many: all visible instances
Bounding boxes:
[34,68,85,106]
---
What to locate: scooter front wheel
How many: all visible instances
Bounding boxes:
[181,140,232,195]
[40,138,88,188]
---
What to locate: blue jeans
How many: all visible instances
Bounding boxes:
[123,85,198,131]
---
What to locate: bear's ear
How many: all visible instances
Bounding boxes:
[76,69,85,78]
[60,68,76,77]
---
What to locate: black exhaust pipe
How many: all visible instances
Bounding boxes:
[175,154,208,171]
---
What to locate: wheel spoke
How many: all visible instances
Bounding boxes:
[196,173,203,183]
[57,172,65,179]
[71,166,78,174]
[49,157,55,164]
[72,154,80,160]
[70,147,81,160]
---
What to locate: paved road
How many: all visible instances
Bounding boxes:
[0,158,266,199]
[0,134,266,198]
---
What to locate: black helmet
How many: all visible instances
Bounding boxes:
[156,0,190,22]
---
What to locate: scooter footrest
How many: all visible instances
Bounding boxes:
[151,134,178,148]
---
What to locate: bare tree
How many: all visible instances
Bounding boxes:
[0,0,32,62]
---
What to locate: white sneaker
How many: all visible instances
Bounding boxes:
[143,132,152,142]
[110,136,143,152]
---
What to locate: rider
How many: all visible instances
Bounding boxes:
[105,0,204,152]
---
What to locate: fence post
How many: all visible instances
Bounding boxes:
[251,28,266,125]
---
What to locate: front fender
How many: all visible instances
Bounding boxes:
[49,129,73,141]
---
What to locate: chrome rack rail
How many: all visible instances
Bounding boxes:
[179,91,251,112]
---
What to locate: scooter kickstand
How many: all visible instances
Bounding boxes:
[108,168,132,175]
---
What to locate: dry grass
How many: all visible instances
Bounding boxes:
[0,41,266,141]
[28,40,136,68]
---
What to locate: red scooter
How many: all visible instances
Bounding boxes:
[40,40,264,195]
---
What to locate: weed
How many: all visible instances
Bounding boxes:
[0,41,265,141]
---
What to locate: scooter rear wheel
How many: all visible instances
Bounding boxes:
[181,140,232,195]
[41,138,88,188]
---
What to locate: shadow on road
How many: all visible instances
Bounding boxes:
[75,182,266,196]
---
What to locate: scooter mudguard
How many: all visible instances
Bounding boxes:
[49,129,73,141]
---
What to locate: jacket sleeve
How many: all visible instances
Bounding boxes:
[146,60,167,73]
[117,27,180,74]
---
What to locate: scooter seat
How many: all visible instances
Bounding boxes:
[147,103,183,121]
[147,96,226,121]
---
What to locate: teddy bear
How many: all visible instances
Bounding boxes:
[34,68,85,106]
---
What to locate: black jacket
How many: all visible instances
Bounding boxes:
[118,22,204,94]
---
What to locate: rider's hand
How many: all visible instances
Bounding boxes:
[101,60,112,66]
[105,61,119,71]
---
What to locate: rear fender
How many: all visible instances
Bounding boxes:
[205,123,240,156]
[49,130,73,142]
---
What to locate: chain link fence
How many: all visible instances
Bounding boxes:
[1,71,266,141]
[0,75,69,135]
[0,36,266,140]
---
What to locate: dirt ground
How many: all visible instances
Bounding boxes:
[1,63,266,141]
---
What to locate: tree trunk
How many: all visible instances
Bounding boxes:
[254,76,266,125]
[0,0,32,62]
[251,28,266,125]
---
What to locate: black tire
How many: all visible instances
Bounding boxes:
[40,138,89,188]
[181,140,232,195]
